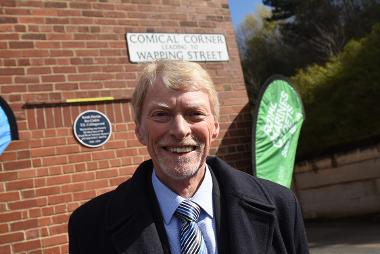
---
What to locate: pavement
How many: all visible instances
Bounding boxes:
[305,214,380,254]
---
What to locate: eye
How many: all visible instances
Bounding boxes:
[186,110,207,121]
[150,110,171,122]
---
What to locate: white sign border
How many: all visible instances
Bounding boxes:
[126,32,230,63]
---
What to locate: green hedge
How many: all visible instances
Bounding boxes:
[291,24,380,158]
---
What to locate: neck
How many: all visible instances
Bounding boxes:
[157,166,206,198]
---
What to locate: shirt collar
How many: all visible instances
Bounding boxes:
[152,165,214,225]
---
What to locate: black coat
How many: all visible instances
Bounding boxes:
[68,157,309,254]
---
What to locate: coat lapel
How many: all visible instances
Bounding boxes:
[106,160,168,254]
[110,214,164,254]
[225,195,275,254]
[207,157,276,254]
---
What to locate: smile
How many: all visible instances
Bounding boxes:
[164,146,196,153]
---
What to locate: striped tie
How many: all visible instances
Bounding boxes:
[175,200,208,254]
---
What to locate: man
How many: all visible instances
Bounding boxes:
[68,60,309,254]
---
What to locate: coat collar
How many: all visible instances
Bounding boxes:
[207,156,276,254]
[105,158,276,254]
[106,160,169,254]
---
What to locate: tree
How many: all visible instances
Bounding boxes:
[237,1,380,159]
[237,6,299,104]
[292,23,380,157]
[263,0,380,63]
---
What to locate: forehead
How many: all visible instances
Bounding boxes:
[143,79,211,109]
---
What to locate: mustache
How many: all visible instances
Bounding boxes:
[158,136,201,147]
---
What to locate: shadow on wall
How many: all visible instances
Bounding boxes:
[216,103,252,174]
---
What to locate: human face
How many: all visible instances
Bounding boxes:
[135,79,219,185]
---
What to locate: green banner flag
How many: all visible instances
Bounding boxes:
[252,76,305,188]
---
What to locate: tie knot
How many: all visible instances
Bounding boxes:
[175,200,201,222]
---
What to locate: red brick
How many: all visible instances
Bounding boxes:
[35,41,61,49]
[11,218,39,231]
[32,158,42,167]
[28,84,54,92]
[3,160,31,171]
[36,186,61,197]
[0,17,17,24]
[72,172,95,183]
[9,41,34,49]
[35,108,45,129]
[98,160,110,169]
[0,191,20,202]
[77,65,102,73]
[17,168,36,179]
[54,83,79,91]
[42,156,68,167]
[41,75,66,82]
[49,224,67,235]
[0,68,24,75]
[0,211,22,223]
[44,246,61,254]
[46,175,71,186]
[0,224,9,234]
[0,172,17,181]
[73,190,96,201]
[92,150,115,161]
[75,49,99,57]
[48,166,62,175]
[27,67,51,74]
[55,145,80,155]
[47,33,74,40]
[21,188,36,198]
[15,76,40,84]
[67,74,91,82]
[0,245,11,254]
[0,33,18,41]
[96,169,118,179]
[53,66,76,74]
[45,2,67,8]
[47,194,72,205]
[42,207,54,216]
[21,33,46,40]
[92,73,113,81]
[61,183,85,193]
[28,208,43,219]
[6,179,34,191]
[13,239,41,253]
[42,137,66,147]
[3,59,16,66]
[50,50,74,57]
[22,49,49,57]
[0,232,24,245]
[0,150,17,161]
[67,153,91,163]
[1,85,27,94]
[42,234,67,248]
[45,108,55,128]
[8,197,47,210]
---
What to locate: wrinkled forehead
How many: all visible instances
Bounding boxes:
[149,75,207,96]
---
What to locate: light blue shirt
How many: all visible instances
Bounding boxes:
[152,166,218,254]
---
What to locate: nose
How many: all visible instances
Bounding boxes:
[170,114,191,139]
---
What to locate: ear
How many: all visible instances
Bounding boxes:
[135,123,147,146]
[212,121,220,139]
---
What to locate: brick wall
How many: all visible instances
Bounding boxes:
[0,0,249,253]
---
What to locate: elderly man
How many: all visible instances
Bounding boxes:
[68,60,309,254]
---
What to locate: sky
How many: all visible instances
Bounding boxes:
[229,0,263,28]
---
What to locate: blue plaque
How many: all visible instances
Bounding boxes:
[73,110,112,148]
